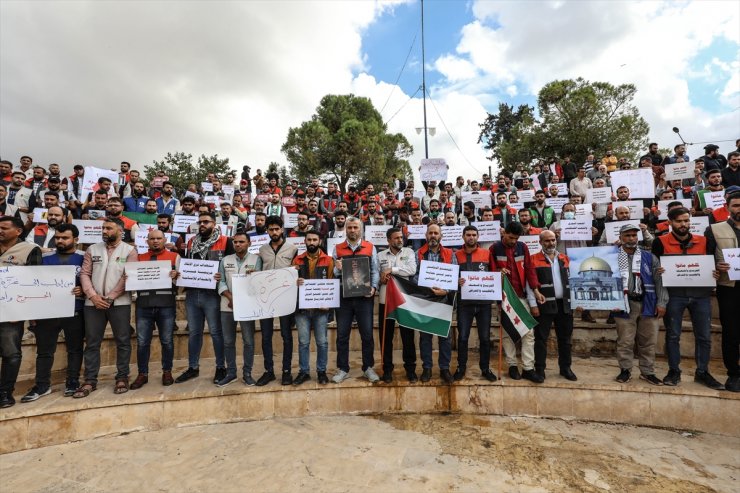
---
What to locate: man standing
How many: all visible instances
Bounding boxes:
[568,167,592,201]
[256,215,298,386]
[332,216,380,383]
[130,229,180,390]
[493,192,518,228]
[26,205,65,252]
[611,224,667,385]
[530,191,555,229]
[155,181,180,215]
[0,216,42,408]
[454,225,497,382]
[721,151,740,188]
[123,182,149,213]
[293,230,334,385]
[378,227,418,383]
[218,232,262,387]
[175,212,234,384]
[76,217,138,397]
[652,207,723,389]
[527,230,577,381]
[416,224,456,383]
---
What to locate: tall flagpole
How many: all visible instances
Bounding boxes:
[421,0,429,159]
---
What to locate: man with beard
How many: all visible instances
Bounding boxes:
[156,181,180,215]
[320,182,341,218]
[248,212,268,236]
[493,192,517,228]
[31,176,76,214]
[256,215,298,386]
[76,218,138,398]
[289,211,313,237]
[26,205,65,252]
[123,181,149,213]
[175,212,234,385]
[0,183,19,218]
[694,168,724,217]
[155,213,178,252]
[652,207,723,389]
[265,193,284,219]
[306,199,329,237]
[328,210,347,239]
[0,160,12,187]
[706,190,740,392]
[0,216,42,408]
[24,166,47,197]
[82,189,109,220]
[517,209,542,236]
[609,224,667,385]
[530,191,555,229]
[292,230,334,385]
[105,197,140,242]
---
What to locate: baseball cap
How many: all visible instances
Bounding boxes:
[619,224,640,234]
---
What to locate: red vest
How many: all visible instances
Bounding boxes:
[454,247,493,272]
[138,249,179,266]
[417,244,453,264]
[658,233,707,255]
[293,251,334,280]
[335,240,374,259]
[186,235,230,261]
[32,224,53,248]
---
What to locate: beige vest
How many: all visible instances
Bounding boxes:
[219,252,260,312]
[710,221,738,287]
[85,241,135,306]
[0,241,38,266]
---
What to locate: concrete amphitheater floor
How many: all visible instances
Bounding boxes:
[2,414,738,493]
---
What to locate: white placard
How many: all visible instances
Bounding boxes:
[461,191,492,211]
[575,204,593,221]
[284,213,299,229]
[222,185,235,198]
[669,216,709,236]
[656,199,692,220]
[247,233,270,254]
[460,271,502,301]
[520,235,542,254]
[472,221,501,242]
[134,230,150,254]
[702,191,726,210]
[176,259,219,289]
[661,255,716,287]
[173,214,198,233]
[664,162,694,181]
[586,187,612,204]
[32,208,49,224]
[440,225,464,247]
[509,202,525,211]
[0,265,76,322]
[610,168,654,199]
[71,220,103,244]
[546,197,569,211]
[364,225,391,246]
[517,190,535,203]
[298,279,340,309]
[420,158,448,182]
[604,221,644,244]
[124,261,172,291]
[200,181,213,192]
[184,191,201,201]
[615,200,645,219]
[553,183,568,196]
[203,195,221,210]
[285,236,307,254]
[80,166,119,202]
[418,260,459,291]
[723,248,740,281]
[232,268,298,321]
[559,219,592,241]
[406,224,426,240]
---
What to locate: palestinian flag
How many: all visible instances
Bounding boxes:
[385,276,454,337]
[123,211,158,225]
[500,275,537,343]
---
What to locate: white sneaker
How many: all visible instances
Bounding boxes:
[332,370,350,384]
[364,368,380,383]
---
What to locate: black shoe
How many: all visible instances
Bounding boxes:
[453,367,466,381]
[694,371,724,390]
[508,366,521,380]
[639,374,662,386]
[381,371,393,383]
[317,371,329,385]
[293,372,311,386]
[662,369,681,386]
[440,369,454,384]
[243,375,257,386]
[213,367,227,384]
[0,391,15,408]
[420,368,432,383]
[64,380,79,397]
[256,371,276,387]
[21,385,51,403]
[406,369,418,383]
[281,370,293,385]
[481,369,498,382]
[522,369,544,384]
[216,374,237,387]
[175,367,199,383]
[560,368,578,381]
[616,369,631,383]
[605,314,615,324]
[725,376,740,392]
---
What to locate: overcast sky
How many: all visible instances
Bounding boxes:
[1,0,738,183]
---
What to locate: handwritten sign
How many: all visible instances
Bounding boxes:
[575,203,593,221]
[520,235,542,254]
[124,261,172,291]
[232,268,298,321]
[699,191,726,210]
[173,214,198,233]
[460,271,501,301]
[461,192,492,211]
[248,233,269,254]
[418,260,459,291]
[134,230,151,254]
[661,255,716,287]
[0,265,76,322]
[440,225,464,247]
[284,213,298,229]
[559,219,592,241]
[420,158,448,182]
[656,199,692,220]
[298,279,340,309]
[604,221,644,244]
[723,248,740,281]
[222,185,235,198]
[517,190,535,203]
[614,200,645,219]
[664,162,693,181]
[586,187,612,204]
[552,183,568,196]
[80,166,118,202]
[406,224,426,240]
[203,195,221,210]
[200,181,213,192]
[610,168,654,199]
[472,221,501,243]
[176,259,219,289]
[285,236,307,254]
[364,225,391,246]
[546,197,569,211]
[72,220,103,244]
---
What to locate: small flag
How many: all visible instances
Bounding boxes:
[500,275,537,343]
[385,276,454,337]
[123,211,158,225]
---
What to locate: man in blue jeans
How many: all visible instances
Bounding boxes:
[652,206,723,389]
[293,230,335,385]
[130,229,180,389]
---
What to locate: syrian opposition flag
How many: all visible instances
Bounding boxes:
[385,276,454,337]
[500,275,537,343]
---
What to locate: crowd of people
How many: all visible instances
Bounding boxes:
[0,140,738,409]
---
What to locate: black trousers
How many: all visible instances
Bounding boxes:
[32,312,85,387]
[533,300,573,373]
[717,285,740,377]
[379,304,417,372]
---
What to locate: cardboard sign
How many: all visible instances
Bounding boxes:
[418,260,459,291]
[559,219,592,241]
[610,168,654,199]
[420,158,448,182]
[232,268,298,321]
[460,271,501,301]
[285,236,307,255]
[247,233,270,254]
[71,220,103,244]
[176,259,219,289]
[200,181,213,192]
[586,187,612,204]
[664,162,693,181]
[661,255,716,287]
[615,200,645,219]
[364,225,391,246]
[656,199,691,220]
[406,224,426,240]
[298,279,340,309]
[472,221,501,243]
[173,214,198,233]
[520,235,542,254]
[0,265,77,322]
[575,203,593,221]
[124,261,172,291]
[440,225,464,247]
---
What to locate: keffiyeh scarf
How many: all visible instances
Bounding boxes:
[190,227,221,259]
[618,245,642,313]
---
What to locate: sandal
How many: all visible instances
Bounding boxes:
[114,379,129,394]
[72,382,96,399]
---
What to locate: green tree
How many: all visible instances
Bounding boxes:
[477,103,535,170]
[144,152,231,193]
[281,94,413,193]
